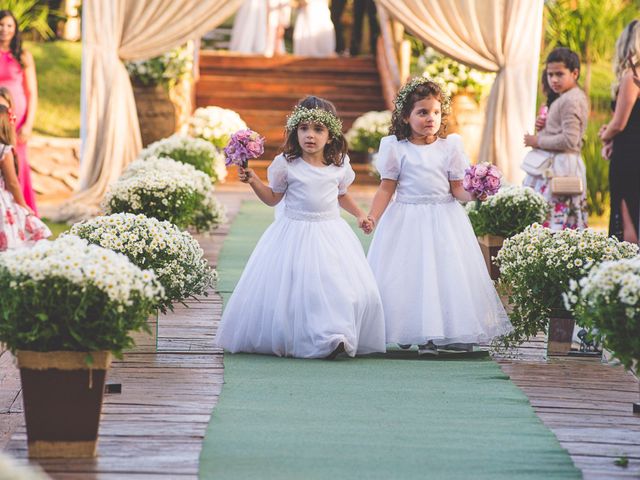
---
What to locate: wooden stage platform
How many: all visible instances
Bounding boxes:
[1,188,639,479]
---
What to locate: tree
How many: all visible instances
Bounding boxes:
[0,0,55,40]
[545,0,637,98]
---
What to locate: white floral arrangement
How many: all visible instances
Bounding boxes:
[465,185,548,238]
[69,213,216,313]
[139,134,228,184]
[105,156,226,232]
[416,47,495,102]
[187,106,247,149]
[564,257,640,369]
[495,224,638,347]
[0,451,49,480]
[126,44,193,89]
[0,236,164,355]
[345,110,392,153]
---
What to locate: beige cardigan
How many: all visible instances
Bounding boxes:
[538,86,589,153]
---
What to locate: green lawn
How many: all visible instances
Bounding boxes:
[27,40,81,138]
[42,219,69,239]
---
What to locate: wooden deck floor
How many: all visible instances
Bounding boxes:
[1,187,639,479]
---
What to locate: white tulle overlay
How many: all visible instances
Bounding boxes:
[368,135,513,345]
[293,0,335,57]
[216,155,386,358]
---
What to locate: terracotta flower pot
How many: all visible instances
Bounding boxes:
[17,350,112,458]
[477,234,504,281]
[132,83,177,147]
[547,313,575,356]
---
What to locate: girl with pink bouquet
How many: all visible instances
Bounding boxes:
[0,104,50,250]
[365,77,512,355]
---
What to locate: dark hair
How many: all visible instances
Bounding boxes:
[0,11,22,68]
[546,47,580,78]
[0,104,16,146]
[541,68,559,107]
[389,81,449,140]
[282,96,348,167]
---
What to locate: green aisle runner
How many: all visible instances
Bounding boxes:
[200,201,580,480]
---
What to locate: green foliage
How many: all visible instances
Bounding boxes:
[495,225,638,347]
[125,45,193,90]
[567,258,640,371]
[344,111,392,153]
[27,40,81,137]
[544,0,636,95]
[466,186,548,238]
[0,237,162,355]
[106,183,202,230]
[615,456,629,468]
[70,214,216,314]
[0,276,152,354]
[0,0,54,39]
[545,0,635,64]
[583,122,610,217]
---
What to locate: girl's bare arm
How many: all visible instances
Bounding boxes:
[1,151,28,208]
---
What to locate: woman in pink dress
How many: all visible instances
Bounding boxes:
[0,10,38,215]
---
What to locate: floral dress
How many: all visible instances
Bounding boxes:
[0,144,50,250]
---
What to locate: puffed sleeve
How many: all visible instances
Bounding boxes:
[267,154,288,193]
[338,154,356,195]
[0,144,9,163]
[374,135,402,180]
[447,134,470,181]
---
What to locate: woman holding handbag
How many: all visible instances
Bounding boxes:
[522,48,589,230]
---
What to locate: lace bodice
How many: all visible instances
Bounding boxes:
[375,134,469,202]
[268,154,355,220]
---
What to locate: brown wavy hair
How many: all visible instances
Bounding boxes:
[282,96,348,166]
[389,81,449,141]
[0,105,16,146]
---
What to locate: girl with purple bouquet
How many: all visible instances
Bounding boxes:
[215,96,385,359]
[365,77,512,355]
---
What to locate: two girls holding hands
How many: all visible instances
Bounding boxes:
[216,80,512,359]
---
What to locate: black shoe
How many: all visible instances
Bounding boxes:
[325,342,345,360]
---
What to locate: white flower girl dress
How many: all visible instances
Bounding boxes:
[216,154,386,358]
[367,134,512,346]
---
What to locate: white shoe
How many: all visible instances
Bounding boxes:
[417,341,438,356]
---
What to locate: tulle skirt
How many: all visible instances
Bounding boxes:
[367,198,512,346]
[216,215,386,358]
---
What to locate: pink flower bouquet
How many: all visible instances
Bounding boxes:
[223,129,265,168]
[463,162,502,198]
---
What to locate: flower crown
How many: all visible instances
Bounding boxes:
[394,76,452,115]
[286,106,343,138]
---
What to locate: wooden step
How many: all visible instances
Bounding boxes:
[196,93,386,112]
[199,52,378,73]
[197,78,383,96]
[195,52,385,185]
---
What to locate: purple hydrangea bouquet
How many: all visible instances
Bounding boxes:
[463,162,502,199]
[223,129,265,168]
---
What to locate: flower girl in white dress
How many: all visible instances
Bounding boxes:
[293,0,336,57]
[216,96,386,359]
[365,78,512,355]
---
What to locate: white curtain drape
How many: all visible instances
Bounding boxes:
[377,0,543,183]
[59,0,243,219]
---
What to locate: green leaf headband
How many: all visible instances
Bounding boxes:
[394,76,452,115]
[286,106,343,138]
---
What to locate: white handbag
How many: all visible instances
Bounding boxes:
[521,149,554,177]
